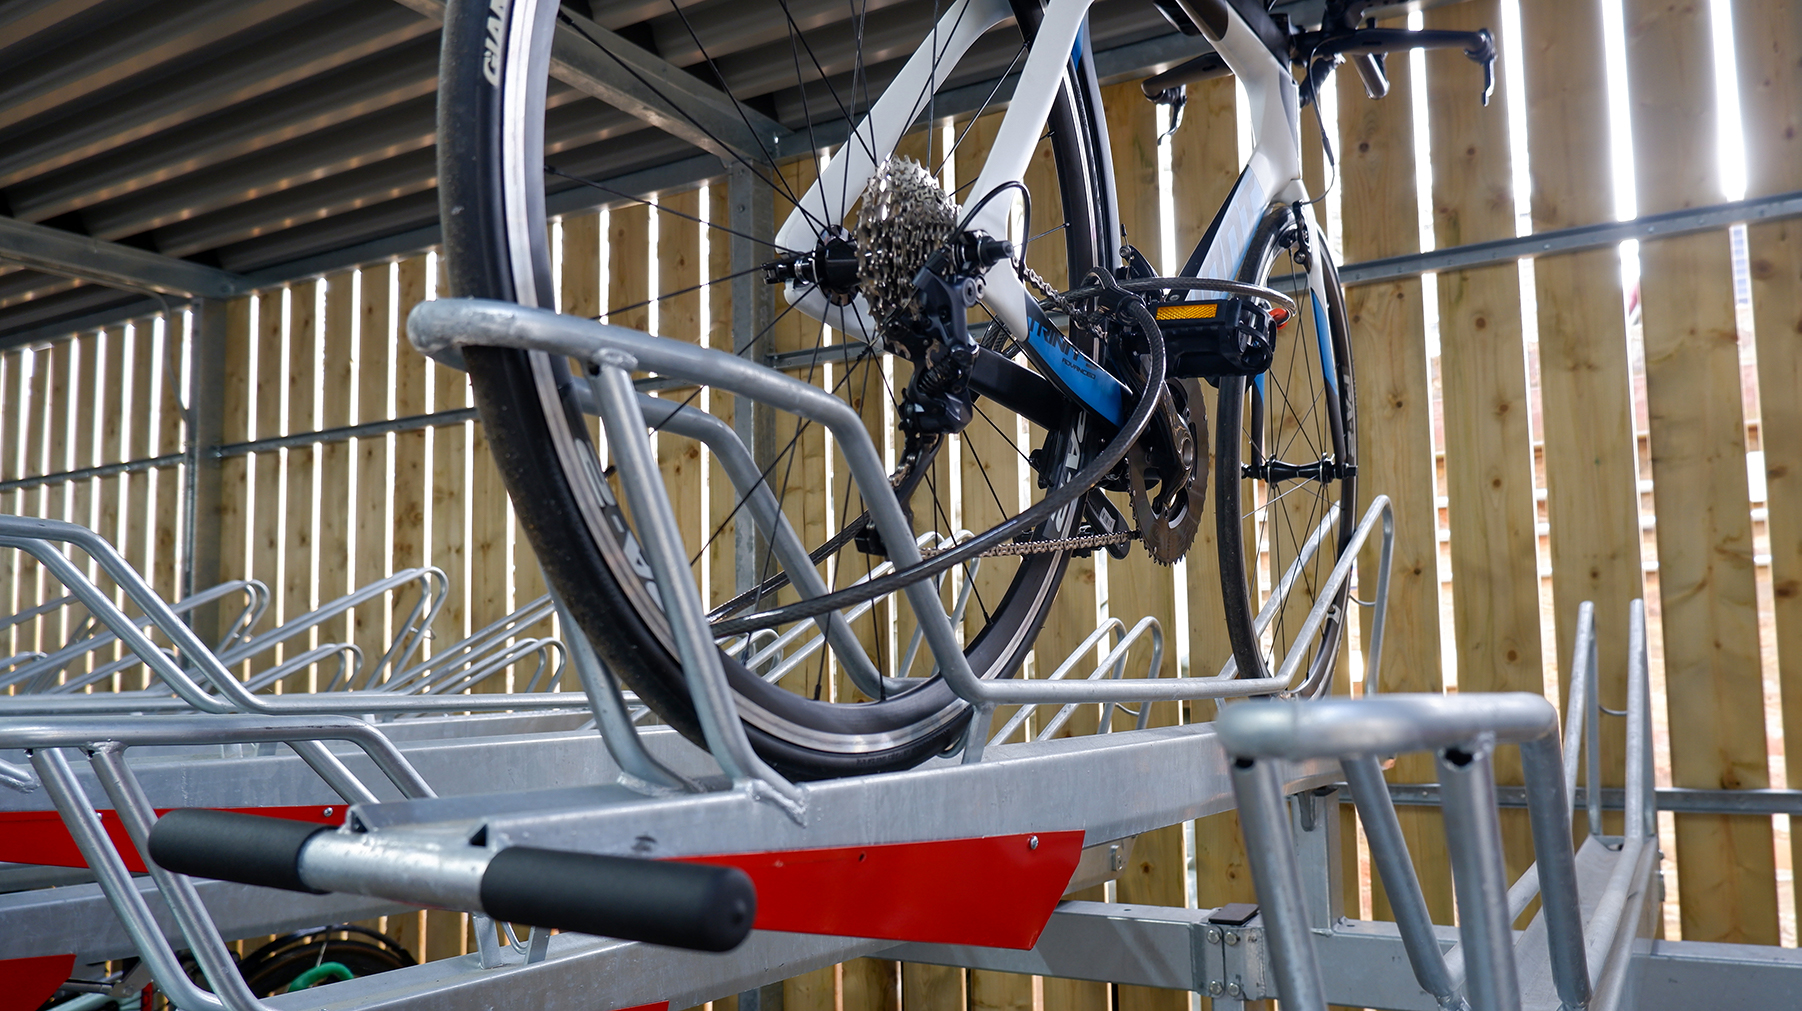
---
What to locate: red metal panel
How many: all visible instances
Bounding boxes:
[0,805,344,872]
[0,953,74,1011]
[684,830,1084,949]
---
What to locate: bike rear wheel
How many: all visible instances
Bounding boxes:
[437,0,1124,777]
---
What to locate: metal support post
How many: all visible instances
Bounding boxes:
[1290,787,1343,931]
[738,982,784,1011]
[30,748,256,1011]
[1563,602,1594,816]
[1436,739,1519,1011]
[185,298,229,634]
[588,349,804,814]
[1342,755,1466,1009]
[1586,611,1602,839]
[548,583,695,794]
[1626,600,1652,839]
[1227,756,1328,1011]
[1518,736,1591,1010]
[729,162,775,596]
[84,744,277,1011]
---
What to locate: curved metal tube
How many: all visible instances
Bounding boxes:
[639,392,888,698]
[1218,691,1559,761]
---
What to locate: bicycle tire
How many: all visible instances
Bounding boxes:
[437,0,1121,778]
[1214,205,1358,692]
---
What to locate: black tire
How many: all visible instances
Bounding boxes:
[437,0,1117,777]
[238,925,415,996]
[1215,206,1358,693]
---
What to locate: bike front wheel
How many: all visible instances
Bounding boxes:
[1214,205,1359,694]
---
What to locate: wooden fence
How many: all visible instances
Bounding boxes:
[2,0,1800,1003]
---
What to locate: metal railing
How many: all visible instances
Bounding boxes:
[1219,599,1658,1011]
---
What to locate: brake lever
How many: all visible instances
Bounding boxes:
[1465,28,1497,106]
[1301,26,1498,106]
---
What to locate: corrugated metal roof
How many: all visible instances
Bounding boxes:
[0,0,1238,345]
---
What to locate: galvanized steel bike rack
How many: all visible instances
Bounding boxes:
[0,296,1409,1009]
[1213,600,1660,1011]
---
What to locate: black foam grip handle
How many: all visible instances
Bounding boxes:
[147,809,331,893]
[479,848,756,952]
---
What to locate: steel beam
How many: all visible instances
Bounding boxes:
[888,900,1209,989]
[391,0,791,163]
[0,873,409,964]
[1342,780,1802,818]
[0,216,246,300]
[0,0,320,137]
[6,39,441,224]
[1338,188,1802,286]
[347,721,1335,859]
[1628,939,1802,1009]
[260,922,889,1011]
[0,5,435,190]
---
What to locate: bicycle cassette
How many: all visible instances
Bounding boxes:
[855,157,958,331]
[1127,377,1209,565]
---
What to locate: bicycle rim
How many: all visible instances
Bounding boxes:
[1215,206,1358,693]
[437,0,1114,777]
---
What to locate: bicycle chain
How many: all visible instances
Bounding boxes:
[1021,261,1084,323]
[919,528,1138,559]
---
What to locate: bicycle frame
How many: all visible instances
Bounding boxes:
[773,0,1338,428]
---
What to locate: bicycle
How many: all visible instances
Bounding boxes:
[433,0,1496,780]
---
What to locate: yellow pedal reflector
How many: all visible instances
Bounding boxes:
[1155,302,1219,320]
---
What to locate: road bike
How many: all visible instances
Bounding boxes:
[435,0,1495,780]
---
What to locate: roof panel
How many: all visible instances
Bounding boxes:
[0,0,1220,345]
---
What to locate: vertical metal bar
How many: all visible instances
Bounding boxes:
[284,739,382,805]
[186,299,228,632]
[1581,834,1646,982]
[1342,756,1464,1008]
[548,582,694,792]
[642,392,886,696]
[1519,737,1592,1010]
[1436,739,1521,1011]
[589,351,803,812]
[86,744,272,1011]
[1362,499,1395,694]
[29,748,234,1011]
[1626,599,1650,839]
[1586,615,1602,839]
[1226,756,1328,1011]
[1291,787,1344,931]
[1563,601,1594,814]
[728,163,774,596]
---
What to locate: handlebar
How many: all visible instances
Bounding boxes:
[1308,27,1496,105]
[148,809,758,952]
[1141,12,1496,108]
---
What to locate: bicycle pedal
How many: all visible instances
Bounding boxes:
[1156,298,1280,379]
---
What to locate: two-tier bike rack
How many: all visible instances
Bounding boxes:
[6,301,1799,1010]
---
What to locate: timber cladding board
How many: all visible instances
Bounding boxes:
[1337,18,1454,928]
[5,1,1802,975]
[1626,0,1777,945]
[1425,0,1541,892]
[1519,0,1642,830]
[1737,0,1802,949]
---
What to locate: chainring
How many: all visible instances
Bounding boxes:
[1126,377,1209,564]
